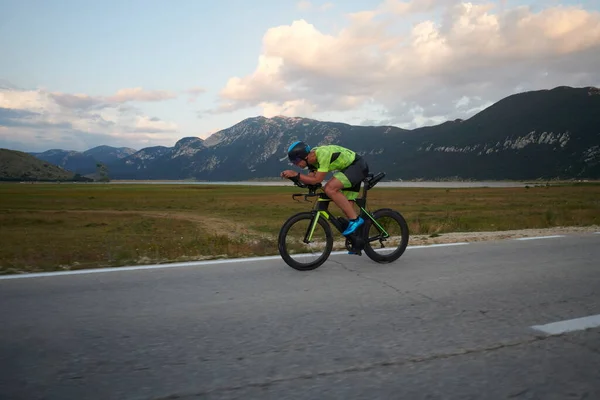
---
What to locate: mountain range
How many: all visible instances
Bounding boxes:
[15,86,600,181]
[29,145,137,176]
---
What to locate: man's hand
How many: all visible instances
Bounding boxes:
[281,170,299,179]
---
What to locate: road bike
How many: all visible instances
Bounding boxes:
[278,172,410,271]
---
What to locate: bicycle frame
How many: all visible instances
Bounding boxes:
[303,192,390,244]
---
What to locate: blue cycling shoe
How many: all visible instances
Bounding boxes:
[342,217,364,236]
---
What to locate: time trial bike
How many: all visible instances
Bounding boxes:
[278,172,409,271]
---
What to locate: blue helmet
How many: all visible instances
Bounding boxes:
[287,141,311,163]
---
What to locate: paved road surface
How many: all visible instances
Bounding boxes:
[1,233,599,400]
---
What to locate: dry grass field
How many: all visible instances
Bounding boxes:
[1,182,599,274]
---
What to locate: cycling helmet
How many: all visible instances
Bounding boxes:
[287,141,311,163]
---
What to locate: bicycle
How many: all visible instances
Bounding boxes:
[278,172,410,271]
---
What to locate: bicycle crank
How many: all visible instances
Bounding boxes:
[345,234,365,255]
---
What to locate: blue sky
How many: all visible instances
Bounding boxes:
[1,0,599,152]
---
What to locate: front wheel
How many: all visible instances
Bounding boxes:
[278,212,333,271]
[363,208,409,263]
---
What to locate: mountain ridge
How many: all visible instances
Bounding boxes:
[12,85,600,181]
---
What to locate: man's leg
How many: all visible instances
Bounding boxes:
[323,177,358,220]
[324,179,363,237]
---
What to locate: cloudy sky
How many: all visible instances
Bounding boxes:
[1,0,599,152]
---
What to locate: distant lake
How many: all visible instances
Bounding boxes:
[106,180,537,188]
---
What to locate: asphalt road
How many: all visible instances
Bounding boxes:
[1,233,599,400]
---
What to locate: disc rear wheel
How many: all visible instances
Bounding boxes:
[363,208,409,263]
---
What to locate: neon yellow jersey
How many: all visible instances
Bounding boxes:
[311,145,356,173]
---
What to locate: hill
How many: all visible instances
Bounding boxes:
[0,149,79,181]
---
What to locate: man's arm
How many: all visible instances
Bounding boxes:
[301,170,327,184]
[280,170,326,184]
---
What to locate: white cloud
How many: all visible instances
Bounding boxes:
[106,87,177,103]
[134,116,178,133]
[261,99,318,117]
[184,86,206,103]
[0,89,61,113]
[0,87,180,151]
[220,55,287,105]
[216,1,600,127]
[379,0,459,15]
[186,87,206,95]
[49,92,106,110]
[0,87,178,111]
[297,1,312,11]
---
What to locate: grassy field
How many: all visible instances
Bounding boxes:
[1,182,599,274]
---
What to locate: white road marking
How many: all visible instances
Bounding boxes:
[0,242,469,280]
[0,256,281,280]
[515,235,565,241]
[531,314,600,335]
[405,242,469,250]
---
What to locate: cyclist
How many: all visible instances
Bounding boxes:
[281,141,369,236]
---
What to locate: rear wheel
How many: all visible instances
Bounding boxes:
[278,212,333,271]
[363,208,409,263]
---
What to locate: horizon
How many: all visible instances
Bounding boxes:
[1,0,599,152]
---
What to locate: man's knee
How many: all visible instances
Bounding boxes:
[324,180,343,196]
[324,185,338,196]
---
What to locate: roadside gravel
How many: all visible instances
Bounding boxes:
[409,225,600,246]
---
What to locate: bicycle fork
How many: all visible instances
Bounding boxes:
[304,211,329,243]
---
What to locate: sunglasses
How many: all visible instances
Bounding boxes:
[291,158,305,165]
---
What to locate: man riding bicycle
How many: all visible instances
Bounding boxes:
[281,141,369,236]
